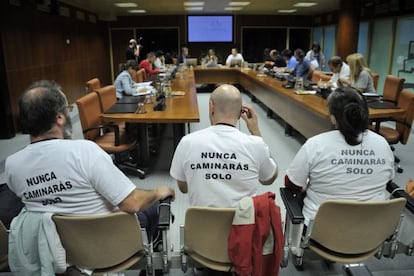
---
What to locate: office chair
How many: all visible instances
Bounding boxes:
[180,207,235,272]
[381,75,405,104]
[374,89,414,173]
[280,188,406,270]
[94,85,117,112]
[52,212,147,275]
[86,78,101,93]
[0,221,8,271]
[76,92,144,178]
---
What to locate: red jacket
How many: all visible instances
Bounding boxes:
[228,192,284,276]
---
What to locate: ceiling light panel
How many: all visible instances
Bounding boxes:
[114,3,137,8]
[184,2,205,6]
[278,9,297,13]
[293,2,317,7]
[229,2,251,6]
[185,7,204,11]
[225,7,243,10]
[128,9,146,13]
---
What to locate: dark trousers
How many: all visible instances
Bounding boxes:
[137,202,159,242]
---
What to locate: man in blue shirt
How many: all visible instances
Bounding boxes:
[292,48,311,79]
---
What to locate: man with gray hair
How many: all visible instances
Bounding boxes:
[170,84,278,207]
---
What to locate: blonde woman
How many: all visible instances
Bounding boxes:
[338,53,376,94]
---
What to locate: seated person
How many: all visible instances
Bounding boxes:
[282,49,298,71]
[285,87,394,225]
[225,48,244,67]
[285,49,311,79]
[338,53,376,94]
[139,52,161,80]
[201,48,219,67]
[328,56,350,88]
[153,50,165,70]
[170,84,278,207]
[5,81,175,256]
[265,49,287,68]
[178,46,189,64]
[114,59,138,99]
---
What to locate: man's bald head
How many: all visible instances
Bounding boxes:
[209,84,242,125]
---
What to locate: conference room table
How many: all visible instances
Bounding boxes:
[194,67,406,138]
[101,70,200,167]
[101,66,405,172]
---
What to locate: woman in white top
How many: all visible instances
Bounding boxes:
[285,87,394,225]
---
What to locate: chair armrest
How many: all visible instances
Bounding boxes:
[158,197,172,230]
[83,124,121,146]
[387,181,414,214]
[280,187,305,224]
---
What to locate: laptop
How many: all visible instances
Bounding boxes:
[229,59,242,67]
[186,58,198,67]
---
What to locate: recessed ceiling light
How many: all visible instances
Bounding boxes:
[114,3,137,8]
[128,9,146,13]
[184,2,205,6]
[278,9,297,13]
[293,2,317,7]
[229,2,250,6]
[225,7,243,11]
[185,7,204,11]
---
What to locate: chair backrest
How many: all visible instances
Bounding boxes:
[95,85,116,112]
[86,78,101,93]
[371,72,379,90]
[382,75,405,103]
[136,68,146,83]
[184,207,235,264]
[52,212,144,269]
[0,221,8,270]
[310,198,406,255]
[396,89,414,144]
[76,92,102,140]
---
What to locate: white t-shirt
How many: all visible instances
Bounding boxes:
[286,130,394,225]
[170,125,277,207]
[226,53,244,66]
[330,62,350,88]
[5,139,136,215]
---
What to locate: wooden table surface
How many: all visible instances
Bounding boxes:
[194,67,406,138]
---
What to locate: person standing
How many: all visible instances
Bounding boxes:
[305,42,326,70]
[126,38,141,62]
[170,84,278,207]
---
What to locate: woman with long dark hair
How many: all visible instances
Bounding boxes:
[285,87,394,225]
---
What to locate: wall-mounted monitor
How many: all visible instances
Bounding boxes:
[187,15,233,43]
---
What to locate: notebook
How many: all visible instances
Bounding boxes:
[105,103,138,114]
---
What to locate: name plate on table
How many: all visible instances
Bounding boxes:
[105,103,138,114]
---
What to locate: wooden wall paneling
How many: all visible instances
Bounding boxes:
[1,2,110,132]
[110,28,135,82]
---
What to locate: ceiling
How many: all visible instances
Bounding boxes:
[59,0,340,20]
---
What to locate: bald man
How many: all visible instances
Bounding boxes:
[170,84,278,207]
